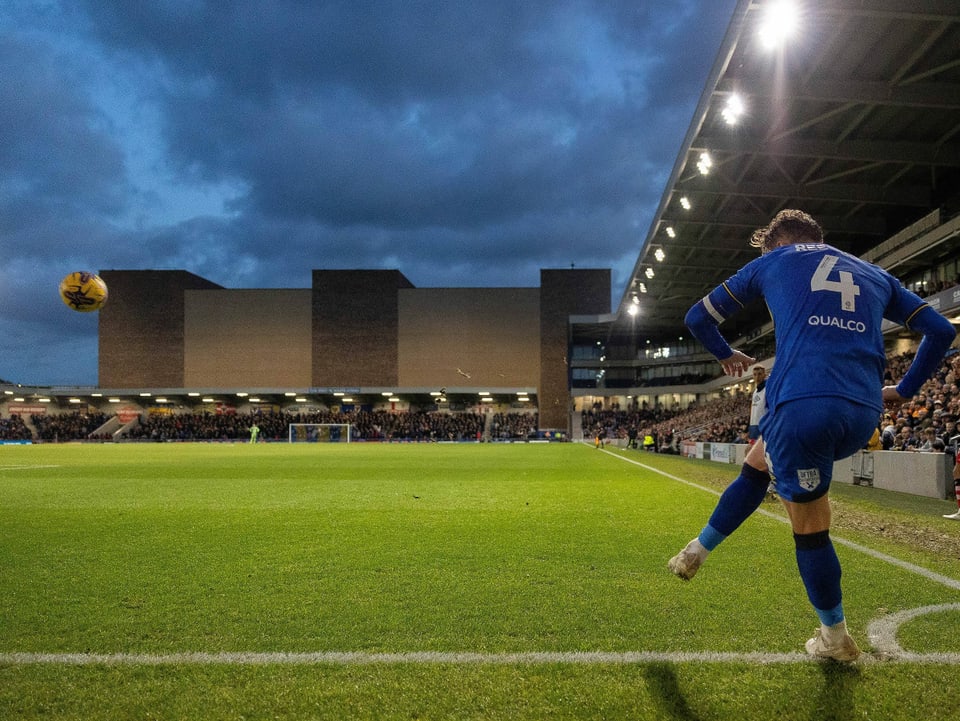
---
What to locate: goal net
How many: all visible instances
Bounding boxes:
[288,423,352,443]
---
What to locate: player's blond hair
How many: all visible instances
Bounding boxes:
[749,209,824,254]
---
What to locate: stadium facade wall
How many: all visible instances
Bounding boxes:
[184,289,313,387]
[397,287,540,389]
[97,267,611,433]
[312,270,414,387]
[539,269,611,430]
[98,270,224,388]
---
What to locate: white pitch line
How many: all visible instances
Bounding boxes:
[867,603,960,659]
[3,449,957,668]
[0,464,62,471]
[603,447,960,592]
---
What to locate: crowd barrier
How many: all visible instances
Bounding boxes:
[679,441,951,500]
[679,440,748,466]
[835,450,952,500]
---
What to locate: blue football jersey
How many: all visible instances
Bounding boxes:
[686,243,949,413]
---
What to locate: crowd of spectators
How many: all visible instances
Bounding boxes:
[7,347,960,448]
[0,415,32,441]
[876,350,960,454]
[31,412,109,442]
[119,409,486,443]
[583,348,960,455]
[490,412,538,441]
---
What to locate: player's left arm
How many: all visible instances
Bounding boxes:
[887,298,956,399]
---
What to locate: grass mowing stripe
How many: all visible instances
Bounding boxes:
[3,649,960,665]
[601,446,960,591]
[2,444,960,720]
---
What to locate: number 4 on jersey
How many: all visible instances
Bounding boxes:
[811,255,860,312]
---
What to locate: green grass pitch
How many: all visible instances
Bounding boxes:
[1,442,959,720]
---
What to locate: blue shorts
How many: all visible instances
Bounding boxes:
[759,396,877,503]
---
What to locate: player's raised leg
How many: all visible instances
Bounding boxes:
[668,440,770,580]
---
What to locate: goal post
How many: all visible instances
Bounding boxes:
[288,423,352,443]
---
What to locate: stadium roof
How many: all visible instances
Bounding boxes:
[604,0,960,350]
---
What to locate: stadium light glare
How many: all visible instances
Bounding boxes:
[187,392,200,397]
[202,397,215,403]
[665,226,676,238]
[295,397,307,402]
[759,0,797,49]
[697,151,712,175]
[654,248,666,262]
[69,398,81,403]
[108,398,120,403]
[627,304,638,316]
[722,93,745,125]
[645,267,655,279]
[638,282,647,293]
[14,397,25,402]
[680,196,691,210]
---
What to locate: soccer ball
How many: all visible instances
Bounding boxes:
[59,271,108,312]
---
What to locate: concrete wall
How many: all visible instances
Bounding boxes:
[837,450,952,499]
[398,288,540,389]
[184,289,312,387]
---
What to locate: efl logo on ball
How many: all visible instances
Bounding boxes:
[59,271,108,312]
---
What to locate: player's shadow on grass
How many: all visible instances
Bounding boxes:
[643,663,704,721]
[811,661,861,721]
[642,661,861,721]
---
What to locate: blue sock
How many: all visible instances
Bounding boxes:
[697,463,771,550]
[795,530,844,626]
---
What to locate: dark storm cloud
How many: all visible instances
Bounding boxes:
[0,35,127,226]
[0,0,738,384]
[79,0,731,229]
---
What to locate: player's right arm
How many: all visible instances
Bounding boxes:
[685,281,756,376]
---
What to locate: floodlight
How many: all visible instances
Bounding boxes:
[654,248,666,262]
[645,267,655,279]
[665,226,676,238]
[722,93,745,125]
[680,196,691,210]
[759,1,797,49]
[697,152,713,175]
[627,304,639,317]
